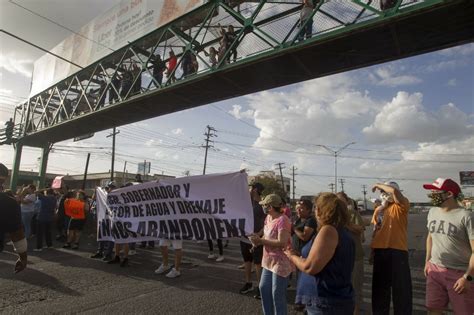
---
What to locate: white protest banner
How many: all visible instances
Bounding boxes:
[96,171,253,244]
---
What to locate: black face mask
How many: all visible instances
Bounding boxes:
[428,192,448,207]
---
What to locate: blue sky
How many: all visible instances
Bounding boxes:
[1,0,473,202]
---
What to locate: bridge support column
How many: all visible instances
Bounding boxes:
[10,142,23,191]
[38,144,50,188]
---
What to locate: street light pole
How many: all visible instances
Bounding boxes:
[317,141,355,193]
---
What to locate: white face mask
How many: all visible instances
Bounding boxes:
[380,192,393,204]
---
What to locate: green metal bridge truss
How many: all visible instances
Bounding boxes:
[10,0,472,145]
[4,0,473,187]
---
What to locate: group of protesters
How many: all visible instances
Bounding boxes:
[1,160,473,314]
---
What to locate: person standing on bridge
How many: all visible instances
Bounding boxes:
[298,0,315,42]
[423,178,474,314]
[371,181,412,315]
[151,54,167,87]
[167,50,177,83]
[0,162,28,273]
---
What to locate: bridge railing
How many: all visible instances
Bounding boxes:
[12,0,435,141]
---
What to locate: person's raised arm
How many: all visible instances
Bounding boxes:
[372,183,409,208]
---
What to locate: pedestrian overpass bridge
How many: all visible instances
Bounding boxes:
[4,0,474,187]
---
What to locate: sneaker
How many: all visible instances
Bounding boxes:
[62,243,71,249]
[208,253,216,259]
[102,255,112,262]
[216,255,224,262]
[71,243,79,250]
[107,256,120,264]
[165,268,181,278]
[237,263,245,269]
[129,250,136,256]
[239,282,254,294]
[90,252,103,259]
[120,258,129,267]
[253,288,261,300]
[33,248,42,252]
[154,264,170,275]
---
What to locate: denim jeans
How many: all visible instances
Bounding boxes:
[259,268,289,315]
[22,212,35,238]
[306,299,355,315]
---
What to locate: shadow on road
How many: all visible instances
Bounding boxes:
[0,260,81,296]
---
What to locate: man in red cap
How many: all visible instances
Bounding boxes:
[423,178,474,314]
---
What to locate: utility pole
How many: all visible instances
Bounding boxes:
[362,184,368,211]
[82,153,90,190]
[317,142,355,193]
[328,183,335,193]
[202,125,217,175]
[275,163,286,192]
[291,166,297,202]
[339,178,345,192]
[122,161,127,185]
[107,127,120,181]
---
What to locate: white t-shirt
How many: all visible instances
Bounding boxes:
[21,194,36,213]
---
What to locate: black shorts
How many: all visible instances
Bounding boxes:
[68,218,86,231]
[240,241,263,264]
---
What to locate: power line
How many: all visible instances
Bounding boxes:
[214,140,473,164]
[298,172,433,182]
[8,0,115,52]
[0,29,83,69]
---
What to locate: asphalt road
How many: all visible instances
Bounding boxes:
[0,213,431,315]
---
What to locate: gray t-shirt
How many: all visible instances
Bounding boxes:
[427,207,474,270]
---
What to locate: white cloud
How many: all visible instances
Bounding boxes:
[424,59,471,73]
[171,128,183,135]
[145,139,155,146]
[0,54,33,78]
[229,105,254,120]
[447,78,457,86]
[438,43,474,57]
[369,65,422,87]
[357,136,474,201]
[243,74,379,152]
[363,92,474,144]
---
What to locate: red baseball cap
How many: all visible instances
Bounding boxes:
[423,178,461,196]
